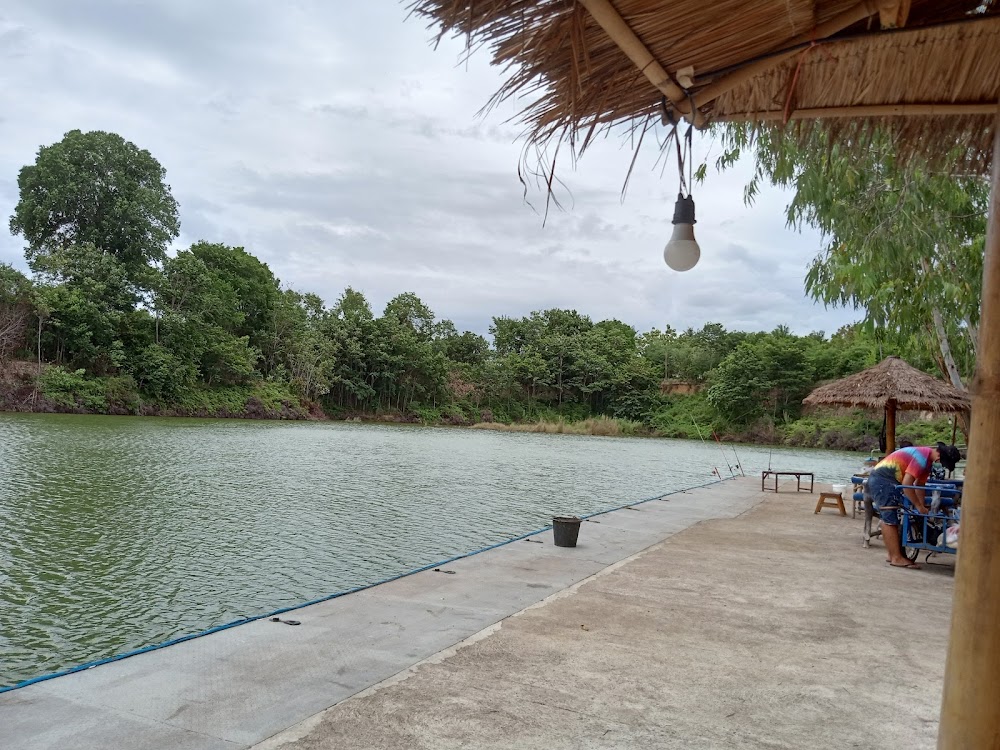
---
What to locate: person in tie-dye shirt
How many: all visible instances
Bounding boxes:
[867,442,961,569]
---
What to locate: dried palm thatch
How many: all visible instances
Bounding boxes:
[804,355,969,411]
[410,0,1000,173]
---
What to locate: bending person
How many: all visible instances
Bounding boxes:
[867,442,961,569]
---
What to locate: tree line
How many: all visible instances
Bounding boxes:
[0,129,976,448]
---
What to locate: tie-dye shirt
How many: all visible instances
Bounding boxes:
[872,446,934,484]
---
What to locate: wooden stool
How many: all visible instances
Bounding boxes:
[815,492,847,516]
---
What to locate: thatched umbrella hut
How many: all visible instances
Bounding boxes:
[409,1,1000,745]
[804,356,970,451]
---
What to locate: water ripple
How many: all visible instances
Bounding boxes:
[0,414,864,686]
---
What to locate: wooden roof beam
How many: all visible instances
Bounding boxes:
[577,0,692,118]
[723,101,999,120]
[880,0,911,29]
[691,0,897,125]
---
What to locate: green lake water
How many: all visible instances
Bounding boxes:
[0,413,866,687]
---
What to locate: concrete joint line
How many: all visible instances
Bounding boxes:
[248,491,761,750]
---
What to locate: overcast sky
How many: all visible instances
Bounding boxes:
[0,0,860,338]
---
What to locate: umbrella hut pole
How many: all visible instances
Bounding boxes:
[939,116,1000,748]
[885,399,896,453]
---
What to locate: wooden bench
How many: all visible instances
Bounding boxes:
[815,492,847,516]
[761,470,814,493]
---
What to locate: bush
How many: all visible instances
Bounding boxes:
[130,344,196,401]
[645,394,719,439]
[104,374,141,414]
[469,415,648,436]
[895,418,955,447]
[151,380,306,419]
[408,403,442,424]
[38,366,107,411]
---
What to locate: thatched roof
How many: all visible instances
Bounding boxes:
[411,0,1000,172]
[804,356,970,412]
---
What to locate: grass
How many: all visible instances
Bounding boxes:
[471,415,647,437]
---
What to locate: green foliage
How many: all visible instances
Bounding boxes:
[10,130,179,284]
[0,263,32,300]
[1,128,965,447]
[646,393,719,439]
[39,366,110,411]
[158,380,305,418]
[129,344,198,400]
[409,403,443,424]
[707,343,771,425]
[781,412,881,451]
[716,125,985,388]
[0,263,34,361]
[894,418,956,447]
[103,374,142,414]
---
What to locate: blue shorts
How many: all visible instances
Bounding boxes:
[868,471,904,526]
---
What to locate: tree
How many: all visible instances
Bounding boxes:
[637,325,677,381]
[325,288,380,409]
[188,242,282,368]
[436,327,490,366]
[707,342,773,425]
[0,264,33,363]
[376,293,449,411]
[31,243,137,373]
[717,126,987,392]
[274,290,335,401]
[10,130,180,286]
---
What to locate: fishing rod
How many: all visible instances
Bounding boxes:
[691,418,735,478]
[712,429,745,477]
[728,439,746,477]
[689,417,722,478]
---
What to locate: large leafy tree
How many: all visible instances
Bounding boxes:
[32,243,137,373]
[150,245,261,388]
[10,130,180,287]
[717,126,987,391]
[274,290,336,402]
[188,242,282,367]
[324,288,381,409]
[376,293,449,411]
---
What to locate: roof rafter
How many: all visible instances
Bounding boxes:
[692,0,894,123]
[577,0,692,117]
[880,0,912,28]
[725,101,999,120]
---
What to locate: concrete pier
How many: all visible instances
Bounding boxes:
[1,478,954,749]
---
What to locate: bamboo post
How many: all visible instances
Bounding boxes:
[938,114,1000,748]
[885,399,896,453]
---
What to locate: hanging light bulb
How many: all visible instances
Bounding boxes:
[663,193,701,272]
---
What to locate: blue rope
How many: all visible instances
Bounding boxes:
[0,477,730,695]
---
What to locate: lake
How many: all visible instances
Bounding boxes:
[0,413,866,687]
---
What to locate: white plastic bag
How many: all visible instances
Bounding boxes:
[945,524,960,549]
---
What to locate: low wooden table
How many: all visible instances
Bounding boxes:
[761,470,815,493]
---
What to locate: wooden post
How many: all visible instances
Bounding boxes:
[885,400,896,453]
[938,115,1000,748]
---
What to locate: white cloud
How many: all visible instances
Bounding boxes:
[0,0,859,338]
